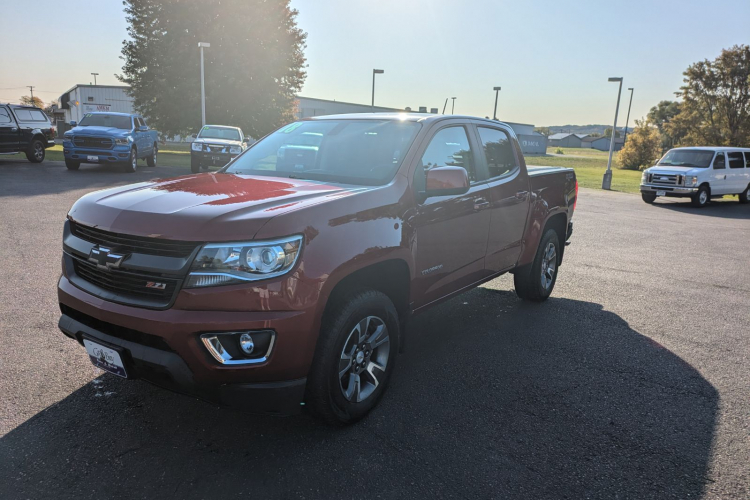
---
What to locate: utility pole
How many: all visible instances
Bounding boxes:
[623,87,634,143]
[451,97,456,115]
[602,77,623,190]
[442,98,448,114]
[27,86,35,100]
[198,42,211,126]
[492,86,501,120]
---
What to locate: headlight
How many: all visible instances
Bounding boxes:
[641,171,649,183]
[684,176,698,187]
[191,142,203,151]
[64,134,74,142]
[186,235,303,288]
[114,137,129,145]
[229,146,242,155]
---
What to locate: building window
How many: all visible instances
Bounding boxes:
[87,97,94,102]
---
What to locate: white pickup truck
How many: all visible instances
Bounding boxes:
[640,147,750,207]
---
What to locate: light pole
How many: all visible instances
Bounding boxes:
[91,73,99,85]
[442,98,449,114]
[492,86,501,120]
[451,97,456,115]
[623,87,634,143]
[602,77,623,190]
[371,69,384,112]
[198,42,211,126]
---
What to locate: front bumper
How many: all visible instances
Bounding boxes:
[191,150,237,168]
[58,274,318,415]
[640,183,698,196]
[64,143,132,164]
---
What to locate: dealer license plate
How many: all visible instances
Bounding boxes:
[656,190,666,197]
[83,339,128,378]
[87,155,99,163]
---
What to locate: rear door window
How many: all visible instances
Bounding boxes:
[728,152,744,169]
[745,152,750,167]
[476,126,518,179]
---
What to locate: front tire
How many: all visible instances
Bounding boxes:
[64,159,80,170]
[124,147,138,173]
[514,228,561,302]
[641,191,657,204]
[306,288,399,425]
[26,139,45,163]
[146,144,157,167]
[739,185,750,204]
[691,185,710,208]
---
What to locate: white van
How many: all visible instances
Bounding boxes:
[640,147,750,207]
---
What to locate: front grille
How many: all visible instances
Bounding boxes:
[648,173,682,186]
[205,144,228,153]
[72,258,181,303]
[73,136,114,150]
[60,304,173,352]
[70,221,198,258]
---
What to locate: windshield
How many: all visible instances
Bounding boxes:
[658,149,715,168]
[77,113,132,130]
[223,120,421,185]
[198,126,242,141]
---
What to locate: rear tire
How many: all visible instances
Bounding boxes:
[26,139,45,163]
[691,185,710,208]
[739,185,750,204]
[514,228,560,302]
[64,159,80,171]
[306,288,399,425]
[641,191,657,204]
[146,144,157,167]
[124,147,138,173]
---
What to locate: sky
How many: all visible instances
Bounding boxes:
[1,0,748,126]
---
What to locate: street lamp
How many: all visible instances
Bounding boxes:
[451,97,457,115]
[198,42,211,126]
[492,86,501,120]
[602,77,623,190]
[623,87,634,143]
[371,69,384,112]
[91,73,99,85]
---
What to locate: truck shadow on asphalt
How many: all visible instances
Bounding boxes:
[0,287,717,499]
[651,198,750,219]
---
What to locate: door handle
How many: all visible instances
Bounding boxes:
[474,198,490,210]
[515,190,528,200]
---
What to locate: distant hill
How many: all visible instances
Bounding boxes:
[544,125,631,136]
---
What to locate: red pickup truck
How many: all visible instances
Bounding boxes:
[58,114,576,424]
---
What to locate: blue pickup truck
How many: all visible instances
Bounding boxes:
[62,112,158,172]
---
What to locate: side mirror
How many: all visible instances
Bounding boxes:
[191,133,198,139]
[424,166,470,198]
[138,125,149,132]
[243,137,250,144]
[70,121,77,127]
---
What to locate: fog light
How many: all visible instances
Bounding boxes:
[239,333,254,355]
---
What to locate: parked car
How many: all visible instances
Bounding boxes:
[58,113,577,424]
[0,103,56,163]
[62,112,158,172]
[190,124,249,172]
[640,147,750,207]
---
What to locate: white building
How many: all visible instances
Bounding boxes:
[58,84,134,125]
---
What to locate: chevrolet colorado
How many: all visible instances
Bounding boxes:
[58,113,577,424]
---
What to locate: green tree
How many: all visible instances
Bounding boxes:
[118,0,307,138]
[647,100,682,151]
[534,126,551,137]
[670,45,750,147]
[19,95,44,108]
[603,127,621,138]
[618,119,661,170]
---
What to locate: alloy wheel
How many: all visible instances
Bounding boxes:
[34,143,43,161]
[540,242,557,290]
[338,316,390,403]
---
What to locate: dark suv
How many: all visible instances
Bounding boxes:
[0,104,56,163]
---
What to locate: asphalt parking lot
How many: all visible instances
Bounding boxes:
[1,159,748,499]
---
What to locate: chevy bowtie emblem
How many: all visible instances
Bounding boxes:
[88,245,127,270]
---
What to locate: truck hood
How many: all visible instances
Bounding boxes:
[68,173,369,241]
[71,126,130,137]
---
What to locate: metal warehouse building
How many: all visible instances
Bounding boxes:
[59,85,134,125]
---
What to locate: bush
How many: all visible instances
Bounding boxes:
[555,148,564,154]
[618,120,662,170]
